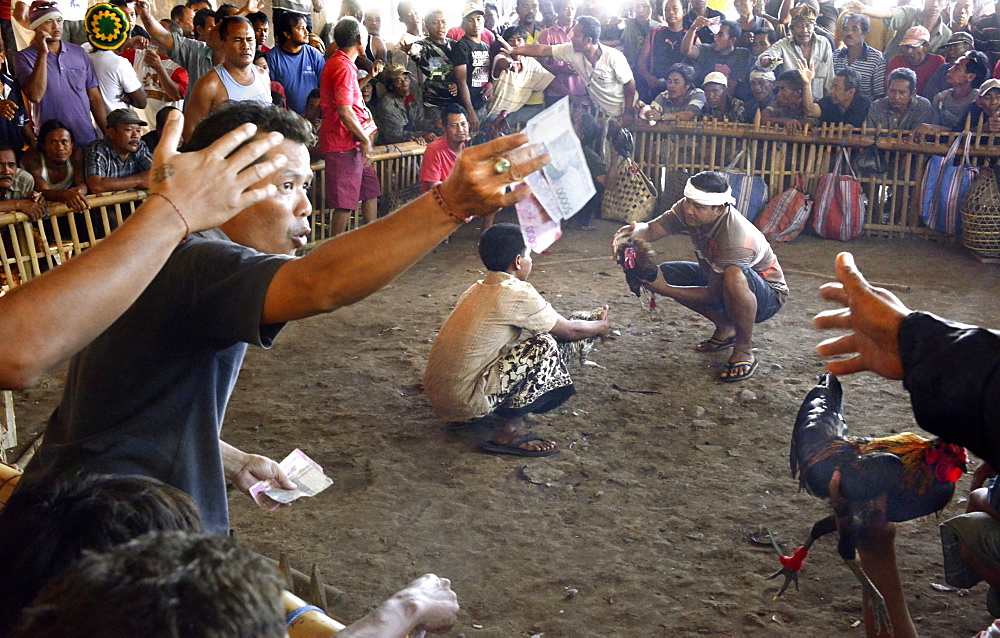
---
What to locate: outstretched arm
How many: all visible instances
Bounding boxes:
[0,111,286,390]
[508,43,554,58]
[551,306,611,341]
[337,574,459,638]
[260,134,550,324]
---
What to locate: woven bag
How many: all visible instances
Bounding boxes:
[601,156,658,223]
[961,164,1000,260]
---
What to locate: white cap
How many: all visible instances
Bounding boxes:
[703,71,728,87]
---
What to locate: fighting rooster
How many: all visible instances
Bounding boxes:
[614,237,659,299]
[768,373,967,631]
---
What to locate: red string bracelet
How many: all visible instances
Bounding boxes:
[150,192,189,242]
[431,185,473,224]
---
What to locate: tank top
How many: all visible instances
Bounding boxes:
[365,34,376,62]
[213,65,272,104]
[40,156,74,190]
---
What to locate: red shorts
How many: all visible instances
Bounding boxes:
[323,148,381,210]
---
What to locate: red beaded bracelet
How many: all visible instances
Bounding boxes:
[431,185,473,223]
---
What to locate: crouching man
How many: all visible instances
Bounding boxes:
[613,171,788,382]
[424,224,611,457]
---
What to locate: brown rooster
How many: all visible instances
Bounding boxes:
[768,373,968,632]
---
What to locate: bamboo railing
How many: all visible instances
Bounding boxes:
[630,118,1000,239]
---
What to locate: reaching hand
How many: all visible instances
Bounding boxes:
[611,221,651,256]
[147,109,287,233]
[813,252,911,379]
[0,99,16,121]
[692,14,712,29]
[436,134,550,218]
[229,453,297,510]
[395,574,459,634]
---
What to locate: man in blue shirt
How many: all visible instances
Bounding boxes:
[265,11,325,114]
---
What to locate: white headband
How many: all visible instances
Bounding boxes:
[683,180,736,206]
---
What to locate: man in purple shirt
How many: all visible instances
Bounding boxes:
[14,1,106,147]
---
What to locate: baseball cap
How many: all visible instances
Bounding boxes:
[980,78,1000,95]
[938,31,974,52]
[107,108,148,127]
[703,71,728,87]
[463,1,485,18]
[382,63,411,82]
[900,25,931,48]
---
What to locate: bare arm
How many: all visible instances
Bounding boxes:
[844,1,892,19]
[135,0,176,50]
[799,61,820,117]
[182,73,219,142]
[681,17,706,57]
[87,88,108,135]
[12,0,28,29]
[145,51,183,101]
[337,575,459,638]
[623,78,637,118]
[260,134,550,324]
[20,34,51,103]
[550,307,611,341]
[0,112,287,390]
[637,35,660,88]
[335,104,374,156]
[86,171,149,194]
[125,86,148,109]
[509,43,554,58]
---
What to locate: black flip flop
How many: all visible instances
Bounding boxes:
[481,434,559,457]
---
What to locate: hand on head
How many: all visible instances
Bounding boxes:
[813,252,911,379]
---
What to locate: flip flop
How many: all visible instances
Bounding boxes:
[695,335,736,352]
[481,434,559,457]
[720,358,758,382]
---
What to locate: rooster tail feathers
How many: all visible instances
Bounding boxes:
[791,373,846,480]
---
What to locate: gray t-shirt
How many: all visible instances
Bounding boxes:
[20,228,291,534]
[168,32,215,84]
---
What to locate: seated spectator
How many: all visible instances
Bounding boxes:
[865,67,937,130]
[917,49,988,134]
[762,68,814,132]
[834,12,886,100]
[680,17,753,101]
[140,105,180,152]
[700,71,745,122]
[420,104,468,192]
[807,66,871,126]
[886,26,946,98]
[304,87,321,135]
[0,144,45,222]
[568,111,605,231]
[741,68,777,122]
[483,25,554,127]
[0,474,203,634]
[641,62,704,122]
[757,4,833,99]
[845,0,951,62]
[637,0,686,102]
[22,119,88,212]
[955,76,1000,132]
[84,108,152,194]
[0,39,31,159]
[925,31,975,100]
[373,64,437,144]
[424,223,611,457]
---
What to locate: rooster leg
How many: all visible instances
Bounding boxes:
[844,558,892,636]
[767,516,837,599]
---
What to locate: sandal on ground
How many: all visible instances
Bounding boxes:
[720,357,758,382]
[695,335,736,352]
[481,434,559,457]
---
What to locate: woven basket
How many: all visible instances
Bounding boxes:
[961,165,1000,260]
[601,158,658,223]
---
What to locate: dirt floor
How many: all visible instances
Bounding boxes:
[11,216,1000,637]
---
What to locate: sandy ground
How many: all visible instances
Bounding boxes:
[11,216,1000,637]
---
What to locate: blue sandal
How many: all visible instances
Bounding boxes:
[720,357,758,382]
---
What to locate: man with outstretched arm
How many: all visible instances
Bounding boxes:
[613,171,788,382]
[16,101,550,536]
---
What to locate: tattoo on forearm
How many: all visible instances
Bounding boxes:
[151,164,175,184]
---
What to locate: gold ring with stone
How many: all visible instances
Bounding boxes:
[494,158,512,174]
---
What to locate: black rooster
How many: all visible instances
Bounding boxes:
[767,373,968,632]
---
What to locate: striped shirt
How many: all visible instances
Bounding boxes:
[833,44,886,99]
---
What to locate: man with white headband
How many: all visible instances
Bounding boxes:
[612,170,788,382]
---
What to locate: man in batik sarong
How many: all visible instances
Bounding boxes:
[423,223,610,457]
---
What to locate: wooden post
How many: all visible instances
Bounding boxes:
[1,391,14,462]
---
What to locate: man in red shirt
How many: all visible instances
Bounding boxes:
[886,26,945,98]
[319,16,380,235]
[420,104,468,192]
